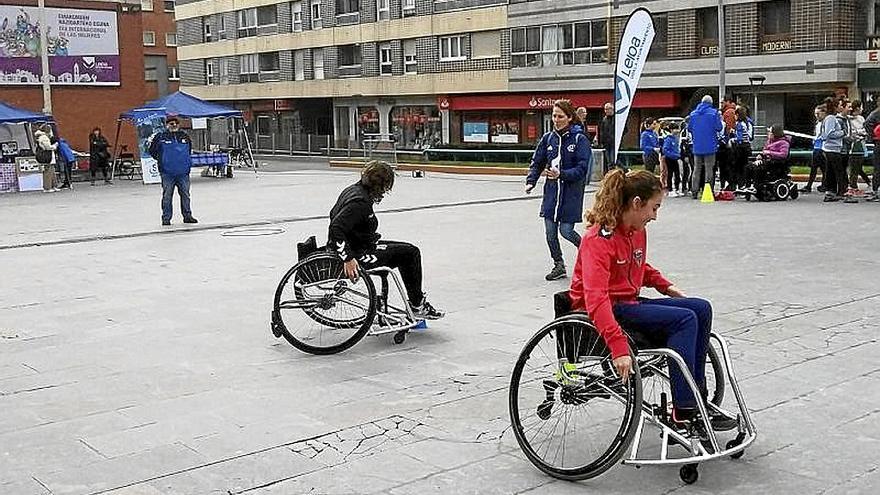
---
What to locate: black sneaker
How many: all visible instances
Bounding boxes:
[823,194,842,203]
[183,217,199,224]
[866,192,880,202]
[843,195,859,204]
[817,185,827,193]
[798,186,812,193]
[545,262,566,281]
[413,297,444,320]
[702,410,739,432]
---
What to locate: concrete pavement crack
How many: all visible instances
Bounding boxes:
[816,465,880,494]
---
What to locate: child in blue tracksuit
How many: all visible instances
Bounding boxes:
[56,137,77,189]
[640,118,660,173]
[662,123,683,196]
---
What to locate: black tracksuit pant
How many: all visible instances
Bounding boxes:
[357,240,423,305]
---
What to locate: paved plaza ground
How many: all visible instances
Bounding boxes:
[1,159,879,494]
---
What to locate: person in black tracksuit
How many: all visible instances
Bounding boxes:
[327,161,444,319]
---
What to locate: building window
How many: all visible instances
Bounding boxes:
[292,1,303,32]
[141,0,153,12]
[143,31,156,46]
[313,48,325,79]
[439,35,466,62]
[379,42,393,75]
[218,58,230,84]
[259,52,280,73]
[238,9,258,37]
[761,0,791,36]
[205,60,215,84]
[697,7,718,57]
[378,0,390,21]
[339,44,362,67]
[218,15,227,40]
[336,0,359,16]
[648,14,668,60]
[512,21,607,68]
[257,5,278,26]
[403,0,416,12]
[203,21,212,42]
[168,65,180,80]
[471,31,501,59]
[403,40,417,74]
[239,54,259,82]
[165,33,177,47]
[145,65,158,81]
[310,0,322,30]
[294,50,305,81]
[164,0,175,13]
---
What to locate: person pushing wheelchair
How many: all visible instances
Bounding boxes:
[569,169,736,431]
[328,161,444,320]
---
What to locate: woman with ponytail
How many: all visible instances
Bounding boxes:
[568,169,735,430]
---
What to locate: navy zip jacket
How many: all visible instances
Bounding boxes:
[526,126,591,224]
[662,134,681,159]
[148,130,193,177]
[687,102,724,155]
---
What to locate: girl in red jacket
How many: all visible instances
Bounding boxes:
[569,169,733,429]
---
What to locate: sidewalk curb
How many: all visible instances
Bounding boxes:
[330,160,528,176]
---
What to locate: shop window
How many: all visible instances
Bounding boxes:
[257,115,272,136]
[294,50,305,81]
[311,0,323,30]
[292,2,303,32]
[648,14,668,60]
[143,31,156,47]
[461,112,521,144]
[239,54,259,82]
[439,35,466,62]
[358,107,380,138]
[698,7,718,57]
[339,45,362,67]
[378,0,390,21]
[379,43,393,75]
[404,40,418,74]
[391,106,441,150]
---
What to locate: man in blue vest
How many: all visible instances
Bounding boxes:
[149,115,198,225]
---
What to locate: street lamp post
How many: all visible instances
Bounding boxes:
[38,0,52,113]
[748,74,766,126]
[718,0,726,101]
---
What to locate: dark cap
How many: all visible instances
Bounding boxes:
[166,114,180,123]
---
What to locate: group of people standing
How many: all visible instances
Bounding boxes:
[802,96,879,203]
[32,124,114,190]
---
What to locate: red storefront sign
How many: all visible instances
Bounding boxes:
[274,99,294,111]
[443,91,679,111]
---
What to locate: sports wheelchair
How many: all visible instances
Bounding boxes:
[508,292,757,484]
[270,237,424,354]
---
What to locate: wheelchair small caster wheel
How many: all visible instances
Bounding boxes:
[727,433,746,459]
[393,331,407,345]
[679,463,699,484]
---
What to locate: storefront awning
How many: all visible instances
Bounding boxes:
[439,91,679,111]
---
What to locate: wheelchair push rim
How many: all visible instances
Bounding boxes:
[272,252,376,354]
[508,315,642,481]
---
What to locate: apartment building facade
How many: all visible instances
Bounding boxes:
[140,0,180,99]
[175,0,866,150]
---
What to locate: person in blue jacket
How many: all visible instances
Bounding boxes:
[526,99,592,281]
[56,137,77,189]
[662,122,683,196]
[687,95,724,198]
[640,117,660,173]
[148,115,198,225]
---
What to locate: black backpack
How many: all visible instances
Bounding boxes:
[35,147,53,164]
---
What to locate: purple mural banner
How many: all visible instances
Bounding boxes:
[0,55,120,85]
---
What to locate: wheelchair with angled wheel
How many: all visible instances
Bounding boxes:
[508,292,757,484]
[270,236,424,354]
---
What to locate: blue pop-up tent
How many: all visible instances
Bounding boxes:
[113,91,254,181]
[0,101,53,124]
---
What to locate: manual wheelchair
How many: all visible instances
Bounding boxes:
[270,237,425,354]
[508,293,757,484]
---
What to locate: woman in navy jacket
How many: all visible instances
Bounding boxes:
[526,99,592,281]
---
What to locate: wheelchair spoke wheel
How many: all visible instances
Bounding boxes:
[509,315,642,481]
[272,253,376,354]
